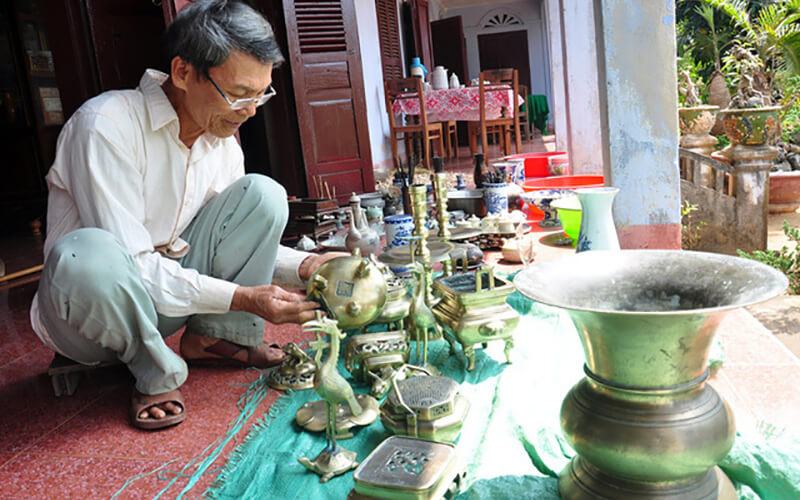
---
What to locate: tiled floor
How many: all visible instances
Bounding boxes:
[1,138,798,498]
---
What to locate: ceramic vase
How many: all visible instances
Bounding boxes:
[484,183,508,214]
[575,187,619,252]
[384,214,414,249]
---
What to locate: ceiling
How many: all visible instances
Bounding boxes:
[436,0,523,10]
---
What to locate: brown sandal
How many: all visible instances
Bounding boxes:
[130,389,186,430]
[183,337,287,369]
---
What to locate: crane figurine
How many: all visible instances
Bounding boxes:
[298,313,378,482]
[408,262,443,368]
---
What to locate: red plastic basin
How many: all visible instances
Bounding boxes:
[522,175,605,192]
[506,152,567,178]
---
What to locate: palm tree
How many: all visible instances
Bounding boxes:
[702,0,800,98]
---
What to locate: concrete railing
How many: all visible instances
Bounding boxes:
[679,145,777,254]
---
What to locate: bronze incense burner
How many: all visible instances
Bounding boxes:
[514,250,788,500]
[267,342,316,391]
[432,267,519,371]
[345,330,411,397]
[380,375,469,443]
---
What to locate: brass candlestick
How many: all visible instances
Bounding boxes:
[409,184,430,261]
[433,172,450,239]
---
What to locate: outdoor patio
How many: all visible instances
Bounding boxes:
[1,139,798,498]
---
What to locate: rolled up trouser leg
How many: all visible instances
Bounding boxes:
[38,228,187,395]
[160,174,289,346]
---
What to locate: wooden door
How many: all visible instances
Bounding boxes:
[410,0,434,71]
[282,0,374,200]
[85,0,165,91]
[431,16,467,84]
[375,0,403,80]
[478,30,531,92]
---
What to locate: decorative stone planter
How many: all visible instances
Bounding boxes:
[679,106,720,186]
[718,106,782,146]
[769,170,800,213]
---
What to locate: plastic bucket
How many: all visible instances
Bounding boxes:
[506,152,566,178]
[551,196,582,241]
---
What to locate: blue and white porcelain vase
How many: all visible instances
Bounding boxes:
[384,214,414,250]
[484,182,509,214]
[575,187,620,252]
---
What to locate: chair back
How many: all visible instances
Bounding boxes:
[384,77,429,131]
[478,68,518,123]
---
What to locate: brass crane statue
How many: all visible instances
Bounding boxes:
[297,313,377,482]
[408,262,442,367]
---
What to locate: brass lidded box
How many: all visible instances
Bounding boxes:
[432,267,519,371]
[379,376,469,443]
[348,436,463,500]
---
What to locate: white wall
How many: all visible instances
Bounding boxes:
[432,0,552,105]
[354,0,393,173]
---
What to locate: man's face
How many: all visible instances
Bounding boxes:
[180,51,273,138]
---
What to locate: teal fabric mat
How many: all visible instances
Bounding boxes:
[205,289,800,499]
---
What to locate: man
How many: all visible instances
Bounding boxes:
[30,0,336,430]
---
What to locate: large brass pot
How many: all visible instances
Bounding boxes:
[514,250,787,500]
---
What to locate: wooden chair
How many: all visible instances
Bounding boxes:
[518,84,533,141]
[438,120,458,159]
[384,78,444,172]
[467,68,522,157]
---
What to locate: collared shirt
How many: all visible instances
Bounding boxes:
[30,69,310,354]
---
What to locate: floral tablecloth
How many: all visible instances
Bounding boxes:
[392,85,523,122]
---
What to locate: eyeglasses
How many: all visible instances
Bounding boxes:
[207,75,276,111]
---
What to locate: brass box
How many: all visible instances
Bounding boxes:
[380,376,468,443]
[349,436,462,500]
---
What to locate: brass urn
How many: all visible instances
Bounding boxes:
[514,250,787,500]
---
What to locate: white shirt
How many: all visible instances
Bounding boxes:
[30,69,310,354]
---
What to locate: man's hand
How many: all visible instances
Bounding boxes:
[231,285,319,324]
[297,252,349,282]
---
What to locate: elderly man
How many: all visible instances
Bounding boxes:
[30,0,334,430]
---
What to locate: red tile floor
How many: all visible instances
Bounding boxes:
[1,138,799,498]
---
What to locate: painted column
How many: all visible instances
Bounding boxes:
[595,0,681,249]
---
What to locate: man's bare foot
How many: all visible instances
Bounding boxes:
[131,389,186,430]
[179,331,286,368]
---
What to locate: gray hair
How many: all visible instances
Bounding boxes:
[163,0,284,77]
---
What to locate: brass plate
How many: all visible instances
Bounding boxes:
[352,436,460,500]
[378,241,454,265]
[296,394,380,438]
[428,227,483,242]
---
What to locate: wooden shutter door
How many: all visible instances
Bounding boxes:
[282,0,374,200]
[376,0,403,80]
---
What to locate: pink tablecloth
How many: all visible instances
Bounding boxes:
[392,85,522,122]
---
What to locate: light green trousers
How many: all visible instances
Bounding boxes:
[37,174,288,394]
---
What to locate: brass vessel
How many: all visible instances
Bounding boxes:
[266,342,316,391]
[432,267,519,371]
[307,250,387,329]
[514,250,788,500]
[348,436,463,500]
[380,375,469,443]
[345,330,411,397]
[370,274,412,330]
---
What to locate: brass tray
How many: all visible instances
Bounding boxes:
[378,241,454,266]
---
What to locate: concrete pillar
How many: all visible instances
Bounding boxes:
[544,0,604,173]
[594,0,681,249]
[731,145,778,253]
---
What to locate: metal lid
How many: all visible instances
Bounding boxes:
[353,436,457,496]
[384,376,458,421]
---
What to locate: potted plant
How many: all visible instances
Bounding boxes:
[678,67,719,155]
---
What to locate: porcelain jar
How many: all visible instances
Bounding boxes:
[384,214,414,250]
[484,182,509,214]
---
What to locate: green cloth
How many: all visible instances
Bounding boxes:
[205,286,800,500]
[529,94,549,134]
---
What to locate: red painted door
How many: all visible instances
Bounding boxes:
[281,0,374,200]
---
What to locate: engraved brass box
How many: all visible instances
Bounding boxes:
[349,436,463,500]
[345,331,411,397]
[432,268,519,371]
[380,376,469,443]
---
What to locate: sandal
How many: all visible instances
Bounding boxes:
[181,335,287,369]
[130,389,186,430]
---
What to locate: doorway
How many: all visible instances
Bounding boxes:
[477,29,531,92]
